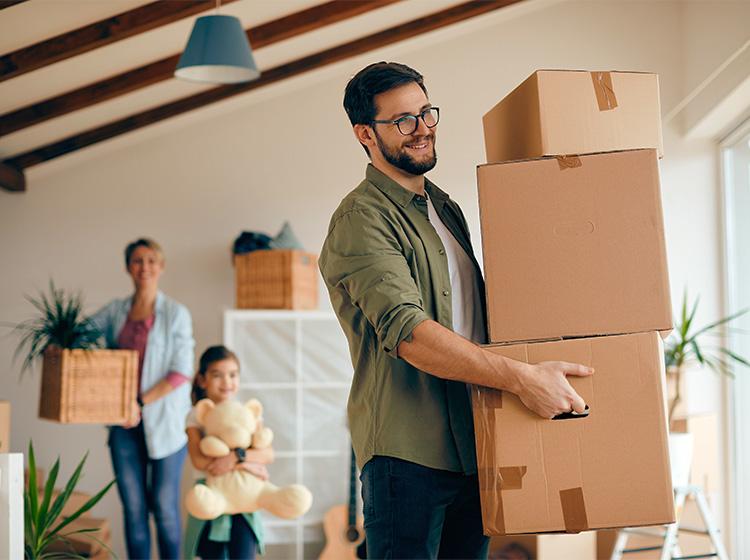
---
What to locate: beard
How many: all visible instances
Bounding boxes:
[374,129,437,176]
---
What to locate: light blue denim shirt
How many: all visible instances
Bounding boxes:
[91,291,194,459]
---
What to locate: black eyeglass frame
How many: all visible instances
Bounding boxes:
[371,107,440,136]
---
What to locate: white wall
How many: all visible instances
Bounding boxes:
[1,0,746,556]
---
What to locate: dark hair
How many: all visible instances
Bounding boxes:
[124,238,164,267]
[191,345,240,404]
[343,62,428,154]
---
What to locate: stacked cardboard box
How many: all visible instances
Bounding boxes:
[0,401,9,453]
[473,70,675,536]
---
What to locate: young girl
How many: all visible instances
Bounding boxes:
[183,345,273,560]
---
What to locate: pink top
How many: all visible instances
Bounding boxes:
[118,316,189,392]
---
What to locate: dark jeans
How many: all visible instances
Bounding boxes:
[360,456,489,560]
[196,515,257,560]
[108,424,187,560]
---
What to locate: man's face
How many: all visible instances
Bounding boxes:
[369,82,437,176]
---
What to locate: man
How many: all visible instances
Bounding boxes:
[319,62,592,559]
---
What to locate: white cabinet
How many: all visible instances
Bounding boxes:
[223,310,353,559]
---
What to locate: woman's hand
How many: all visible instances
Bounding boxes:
[122,400,141,429]
[237,461,270,481]
[206,453,238,476]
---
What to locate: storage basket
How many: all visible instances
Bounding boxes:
[235,249,318,309]
[39,346,138,424]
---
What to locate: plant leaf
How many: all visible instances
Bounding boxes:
[44,452,87,535]
[12,280,104,376]
[689,308,750,342]
[27,441,39,525]
[718,346,750,368]
[47,478,115,539]
[35,455,61,537]
[690,340,705,364]
[683,295,700,339]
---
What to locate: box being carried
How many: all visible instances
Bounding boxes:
[39,347,138,424]
[482,70,663,164]
[472,332,675,535]
[477,149,672,344]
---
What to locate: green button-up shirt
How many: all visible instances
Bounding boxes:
[319,164,487,474]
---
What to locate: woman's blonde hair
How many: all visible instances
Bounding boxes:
[124,238,164,267]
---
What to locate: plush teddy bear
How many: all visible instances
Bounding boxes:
[185,398,313,520]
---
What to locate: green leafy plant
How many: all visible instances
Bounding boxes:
[25,441,116,560]
[12,280,102,375]
[665,291,749,424]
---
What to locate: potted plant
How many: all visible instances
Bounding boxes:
[12,281,138,424]
[25,441,115,559]
[664,291,748,486]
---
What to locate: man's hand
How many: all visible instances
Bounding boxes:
[516,361,594,419]
[207,453,238,476]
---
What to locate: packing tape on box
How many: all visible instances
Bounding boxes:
[555,155,582,170]
[480,466,528,534]
[485,388,503,409]
[499,466,527,489]
[591,71,618,111]
[560,487,589,533]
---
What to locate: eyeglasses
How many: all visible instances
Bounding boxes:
[371,107,440,136]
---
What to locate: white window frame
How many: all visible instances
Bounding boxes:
[720,117,750,559]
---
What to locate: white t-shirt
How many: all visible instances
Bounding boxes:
[426,194,486,344]
[185,406,201,431]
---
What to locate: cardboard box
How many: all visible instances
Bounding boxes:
[482,70,663,164]
[0,401,9,452]
[45,517,110,556]
[490,532,596,559]
[51,489,94,518]
[478,149,672,344]
[472,332,674,535]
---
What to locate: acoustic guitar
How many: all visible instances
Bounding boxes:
[319,447,366,559]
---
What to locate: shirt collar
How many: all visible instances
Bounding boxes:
[365,163,450,210]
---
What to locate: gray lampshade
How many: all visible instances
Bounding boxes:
[175,15,260,84]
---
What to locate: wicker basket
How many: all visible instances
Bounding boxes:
[39,346,138,424]
[235,249,319,309]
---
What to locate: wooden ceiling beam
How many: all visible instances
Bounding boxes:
[3,0,519,170]
[0,0,400,137]
[0,161,25,191]
[0,1,30,10]
[0,0,241,83]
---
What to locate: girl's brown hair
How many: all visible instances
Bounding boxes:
[191,345,240,404]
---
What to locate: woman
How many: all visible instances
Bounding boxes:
[92,238,195,559]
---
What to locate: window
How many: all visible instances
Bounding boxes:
[721,121,750,556]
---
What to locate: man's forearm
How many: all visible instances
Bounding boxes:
[397,319,527,393]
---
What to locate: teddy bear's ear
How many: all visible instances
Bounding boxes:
[195,398,216,425]
[245,398,263,419]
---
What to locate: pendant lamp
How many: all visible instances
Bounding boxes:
[175,7,259,84]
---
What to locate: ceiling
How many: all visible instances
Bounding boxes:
[0,0,525,191]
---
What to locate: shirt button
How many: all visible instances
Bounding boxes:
[442,290,449,296]
[439,249,445,255]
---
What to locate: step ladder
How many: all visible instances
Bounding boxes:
[610,485,729,560]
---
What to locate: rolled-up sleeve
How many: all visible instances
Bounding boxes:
[320,208,430,358]
[168,305,195,377]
